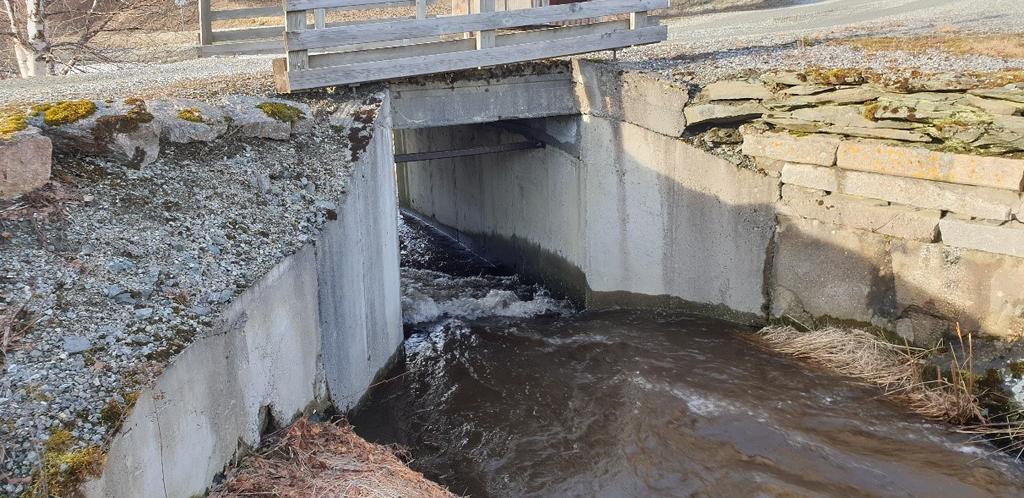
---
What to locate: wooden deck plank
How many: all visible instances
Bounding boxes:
[283,24,666,90]
[287,0,410,11]
[285,0,667,50]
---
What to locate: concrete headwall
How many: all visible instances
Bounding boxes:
[397,61,1024,341]
[84,96,402,498]
[396,114,778,323]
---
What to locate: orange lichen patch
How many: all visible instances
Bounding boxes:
[211,418,457,498]
[833,33,1024,60]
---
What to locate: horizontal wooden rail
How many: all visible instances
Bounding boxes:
[209,6,282,21]
[280,24,665,91]
[287,0,409,11]
[307,19,630,68]
[286,0,666,50]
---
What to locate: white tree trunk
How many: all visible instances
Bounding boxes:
[19,0,50,77]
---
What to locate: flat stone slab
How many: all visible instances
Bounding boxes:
[837,141,1024,191]
[0,127,51,199]
[780,162,839,191]
[741,132,840,166]
[841,169,1019,221]
[780,184,940,242]
[148,99,228,143]
[939,216,1024,258]
[221,95,312,140]
[696,80,773,101]
[32,101,161,167]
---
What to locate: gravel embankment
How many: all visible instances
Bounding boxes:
[0,92,374,495]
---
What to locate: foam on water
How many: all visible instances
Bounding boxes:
[401,268,571,324]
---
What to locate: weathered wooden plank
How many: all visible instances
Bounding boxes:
[309,36,459,67]
[198,0,214,45]
[210,25,283,43]
[285,10,309,70]
[286,0,667,50]
[474,0,496,49]
[284,24,666,90]
[286,0,408,11]
[396,141,544,162]
[200,38,283,56]
[209,6,282,21]
[307,19,631,68]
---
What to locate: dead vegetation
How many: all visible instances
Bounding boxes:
[211,418,457,498]
[759,325,981,423]
[833,33,1024,60]
[759,324,1024,459]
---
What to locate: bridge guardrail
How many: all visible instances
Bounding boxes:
[274,0,668,92]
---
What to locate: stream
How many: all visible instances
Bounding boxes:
[349,213,1024,498]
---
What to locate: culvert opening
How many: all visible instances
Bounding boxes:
[343,115,1024,496]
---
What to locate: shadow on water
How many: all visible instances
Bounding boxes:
[350,215,1024,498]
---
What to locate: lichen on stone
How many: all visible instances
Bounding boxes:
[38,100,98,126]
[24,429,105,497]
[0,113,28,140]
[256,102,305,123]
[177,107,207,124]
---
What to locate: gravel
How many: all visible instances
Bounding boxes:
[0,91,378,495]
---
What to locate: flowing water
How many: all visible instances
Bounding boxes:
[350,214,1024,498]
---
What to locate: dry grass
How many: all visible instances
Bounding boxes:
[758,325,981,423]
[211,418,457,498]
[834,33,1024,60]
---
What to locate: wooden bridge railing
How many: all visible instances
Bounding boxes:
[274,0,668,92]
[197,0,425,57]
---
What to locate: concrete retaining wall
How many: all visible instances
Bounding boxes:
[396,115,778,323]
[397,61,1024,341]
[83,97,402,498]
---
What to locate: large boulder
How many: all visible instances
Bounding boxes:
[221,96,312,140]
[0,125,51,199]
[148,99,228,143]
[29,99,160,167]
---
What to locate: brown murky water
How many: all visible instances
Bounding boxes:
[350,215,1024,498]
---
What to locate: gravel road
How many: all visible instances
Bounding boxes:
[1,0,1023,107]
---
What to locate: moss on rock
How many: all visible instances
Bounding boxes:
[24,429,105,497]
[39,100,98,126]
[0,113,28,140]
[257,102,305,123]
[177,107,207,124]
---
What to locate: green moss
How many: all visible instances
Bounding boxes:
[25,429,105,497]
[177,107,206,124]
[256,102,305,123]
[40,100,97,126]
[0,113,27,140]
[99,391,141,431]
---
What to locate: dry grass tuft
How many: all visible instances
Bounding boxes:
[758,325,981,423]
[834,33,1024,60]
[211,418,457,498]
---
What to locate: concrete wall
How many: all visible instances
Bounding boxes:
[397,114,779,322]
[83,97,402,498]
[397,61,1024,341]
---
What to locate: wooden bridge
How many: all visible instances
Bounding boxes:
[197,0,667,92]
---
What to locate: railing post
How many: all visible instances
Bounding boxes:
[630,9,647,30]
[198,0,213,46]
[314,8,326,29]
[284,2,308,71]
[473,0,495,49]
[416,0,426,19]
